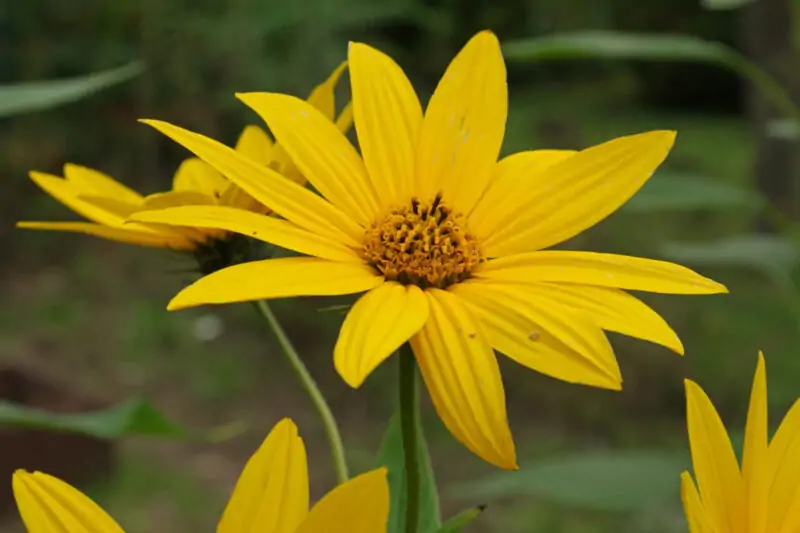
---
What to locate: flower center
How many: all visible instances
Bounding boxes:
[363,194,484,288]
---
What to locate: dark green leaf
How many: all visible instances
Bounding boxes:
[437,505,486,533]
[700,0,755,10]
[0,396,183,439]
[661,235,800,275]
[624,173,764,213]
[375,412,441,533]
[0,62,144,118]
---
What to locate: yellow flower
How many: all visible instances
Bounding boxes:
[13,418,389,533]
[131,31,727,469]
[682,353,800,533]
[16,63,352,251]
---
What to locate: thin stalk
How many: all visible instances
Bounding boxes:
[399,344,421,533]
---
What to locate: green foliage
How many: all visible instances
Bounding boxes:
[624,172,764,213]
[661,235,800,276]
[437,506,486,532]
[700,0,755,10]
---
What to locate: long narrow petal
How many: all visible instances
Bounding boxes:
[336,101,354,133]
[130,206,361,262]
[742,352,769,533]
[768,398,800,533]
[167,257,383,311]
[28,171,126,227]
[296,468,389,533]
[478,251,727,294]
[13,470,126,533]
[64,163,143,204]
[469,150,575,239]
[218,418,309,533]
[451,283,621,389]
[411,288,517,470]
[234,125,274,166]
[483,131,675,256]
[16,221,194,249]
[684,379,743,533]
[416,31,507,212]
[349,42,422,206]
[335,282,429,388]
[451,280,621,386]
[172,158,230,197]
[236,93,380,226]
[305,61,348,121]
[681,472,715,533]
[141,120,363,247]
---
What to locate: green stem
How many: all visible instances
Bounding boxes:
[399,344,420,533]
[254,300,349,484]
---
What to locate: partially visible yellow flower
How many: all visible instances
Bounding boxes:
[682,352,800,533]
[13,418,389,533]
[131,31,727,469]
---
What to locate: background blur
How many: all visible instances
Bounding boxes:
[1,0,799,532]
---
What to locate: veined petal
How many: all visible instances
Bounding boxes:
[478,251,727,294]
[236,93,380,226]
[172,157,230,198]
[130,206,361,262]
[416,31,507,212]
[306,61,347,121]
[768,398,800,533]
[16,221,195,249]
[63,163,143,204]
[336,101,354,133]
[13,470,126,533]
[483,131,676,256]
[469,150,575,239]
[742,352,769,533]
[218,418,308,533]
[167,257,383,311]
[335,282,428,387]
[296,468,389,533]
[141,120,363,247]
[235,125,274,167]
[681,472,715,533]
[411,288,517,470]
[349,41,422,206]
[450,282,621,389]
[685,378,743,533]
[29,171,126,227]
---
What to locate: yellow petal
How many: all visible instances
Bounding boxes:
[63,163,143,204]
[684,378,743,533]
[410,288,517,469]
[483,131,676,256]
[469,150,576,240]
[478,251,728,294]
[742,352,769,533]
[336,101,354,134]
[28,171,126,226]
[141,119,363,247]
[451,280,621,387]
[296,468,389,533]
[349,42,422,206]
[172,157,230,198]
[416,31,507,212]
[13,470,126,533]
[306,61,348,121]
[768,397,800,533]
[130,205,361,262]
[334,282,429,387]
[218,418,309,533]
[450,282,622,390]
[234,125,274,167]
[236,93,380,226]
[16,221,194,249]
[681,471,715,533]
[167,257,383,311]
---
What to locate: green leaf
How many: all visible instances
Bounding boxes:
[450,451,688,512]
[375,412,441,533]
[623,173,764,213]
[0,61,144,118]
[700,0,755,10]
[661,234,800,275]
[0,396,183,439]
[437,506,486,533]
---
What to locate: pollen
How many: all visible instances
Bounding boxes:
[363,194,484,288]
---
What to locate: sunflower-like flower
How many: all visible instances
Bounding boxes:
[682,353,800,533]
[131,31,727,469]
[13,418,389,533]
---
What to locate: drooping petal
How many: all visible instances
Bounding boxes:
[13,470,126,533]
[234,125,274,167]
[742,352,769,533]
[681,472,715,533]
[349,41,422,206]
[217,418,309,533]
[768,398,800,533]
[469,150,576,239]
[130,206,361,262]
[305,61,348,121]
[410,288,517,470]
[167,257,383,311]
[684,378,743,533]
[416,31,507,212]
[16,221,194,249]
[477,251,727,294]
[141,120,363,247]
[64,163,143,204]
[336,101,354,133]
[236,93,380,226]
[451,282,621,389]
[28,171,127,226]
[296,468,389,533]
[172,157,230,197]
[483,131,676,256]
[334,282,428,388]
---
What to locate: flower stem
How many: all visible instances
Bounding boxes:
[399,343,420,533]
[254,299,349,484]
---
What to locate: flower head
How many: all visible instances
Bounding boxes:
[13,418,389,533]
[132,31,727,469]
[682,352,800,533]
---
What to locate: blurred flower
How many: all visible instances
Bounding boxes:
[682,352,800,533]
[132,31,727,469]
[13,418,389,533]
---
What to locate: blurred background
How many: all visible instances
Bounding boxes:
[1,0,799,532]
